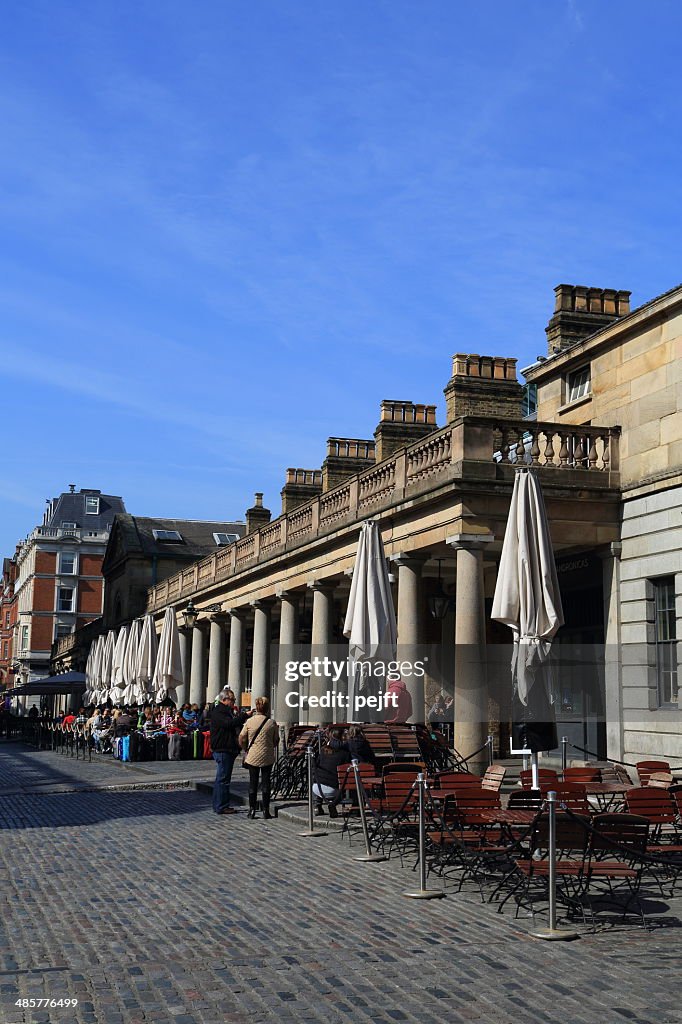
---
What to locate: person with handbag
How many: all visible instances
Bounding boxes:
[239,696,279,820]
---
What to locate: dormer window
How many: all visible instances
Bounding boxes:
[213,532,239,546]
[152,529,184,543]
[567,365,591,403]
[84,496,100,515]
[61,522,77,529]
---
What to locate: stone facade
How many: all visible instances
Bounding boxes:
[527,283,682,764]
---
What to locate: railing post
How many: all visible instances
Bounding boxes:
[403,774,446,900]
[561,736,568,774]
[351,760,387,863]
[487,734,494,768]
[297,746,327,839]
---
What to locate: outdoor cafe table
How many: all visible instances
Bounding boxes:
[582,781,633,811]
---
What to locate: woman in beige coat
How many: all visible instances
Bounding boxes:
[239,696,280,819]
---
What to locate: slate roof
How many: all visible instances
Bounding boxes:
[107,514,246,565]
[46,489,126,532]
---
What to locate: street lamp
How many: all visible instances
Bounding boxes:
[183,600,198,630]
[428,560,451,620]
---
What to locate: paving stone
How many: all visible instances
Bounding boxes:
[1,739,682,1022]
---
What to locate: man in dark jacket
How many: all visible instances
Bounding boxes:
[209,687,248,815]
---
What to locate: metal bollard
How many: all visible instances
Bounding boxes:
[297,746,327,838]
[403,774,446,900]
[487,734,494,768]
[351,760,388,862]
[561,736,568,774]
[532,791,578,941]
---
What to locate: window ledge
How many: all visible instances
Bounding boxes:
[557,394,592,415]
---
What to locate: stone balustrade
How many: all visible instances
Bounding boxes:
[146,416,621,611]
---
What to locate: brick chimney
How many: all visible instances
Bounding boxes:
[373,400,438,461]
[444,355,522,422]
[281,468,323,514]
[245,492,271,534]
[321,438,375,492]
[545,284,631,355]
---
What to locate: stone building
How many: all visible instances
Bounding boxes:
[525,282,682,762]
[13,487,126,684]
[62,280,682,767]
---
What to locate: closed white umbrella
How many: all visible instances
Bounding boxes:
[343,520,397,723]
[491,468,564,780]
[111,626,129,698]
[136,615,158,704]
[84,644,95,704]
[90,635,104,704]
[122,619,141,705]
[100,630,116,704]
[152,607,183,705]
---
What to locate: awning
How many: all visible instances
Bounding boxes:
[9,671,87,696]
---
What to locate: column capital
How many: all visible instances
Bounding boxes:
[307,579,337,594]
[392,550,430,569]
[446,533,494,551]
[275,589,300,603]
[209,612,230,625]
[250,597,275,611]
[225,606,247,620]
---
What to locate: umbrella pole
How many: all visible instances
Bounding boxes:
[403,775,446,900]
[532,791,578,941]
[298,746,327,838]
[531,752,539,791]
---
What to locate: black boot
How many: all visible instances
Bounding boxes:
[314,801,324,816]
[248,799,257,819]
[328,802,339,819]
[263,804,273,820]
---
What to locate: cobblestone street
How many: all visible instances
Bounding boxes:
[1,741,682,1024]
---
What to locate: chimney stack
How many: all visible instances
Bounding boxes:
[245,492,271,534]
[373,400,437,461]
[545,284,631,355]
[444,355,522,422]
[281,469,323,514]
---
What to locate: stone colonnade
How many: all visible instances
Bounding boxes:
[172,543,492,763]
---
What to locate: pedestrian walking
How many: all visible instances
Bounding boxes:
[239,696,279,820]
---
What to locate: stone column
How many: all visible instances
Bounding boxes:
[447,534,494,775]
[177,629,191,707]
[276,591,299,725]
[394,552,429,724]
[189,623,207,707]
[250,599,273,702]
[227,609,246,702]
[308,581,335,716]
[601,542,623,761]
[207,616,227,703]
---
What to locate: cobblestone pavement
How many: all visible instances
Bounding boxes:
[0,741,220,794]
[1,742,682,1024]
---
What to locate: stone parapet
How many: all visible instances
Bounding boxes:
[144,416,621,614]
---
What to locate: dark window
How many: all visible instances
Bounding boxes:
[653,577,677,706]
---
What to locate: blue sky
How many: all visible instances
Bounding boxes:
[1,0,681,553]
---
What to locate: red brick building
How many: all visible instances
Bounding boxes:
[0,551,18,691]
[13,487,126,684]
